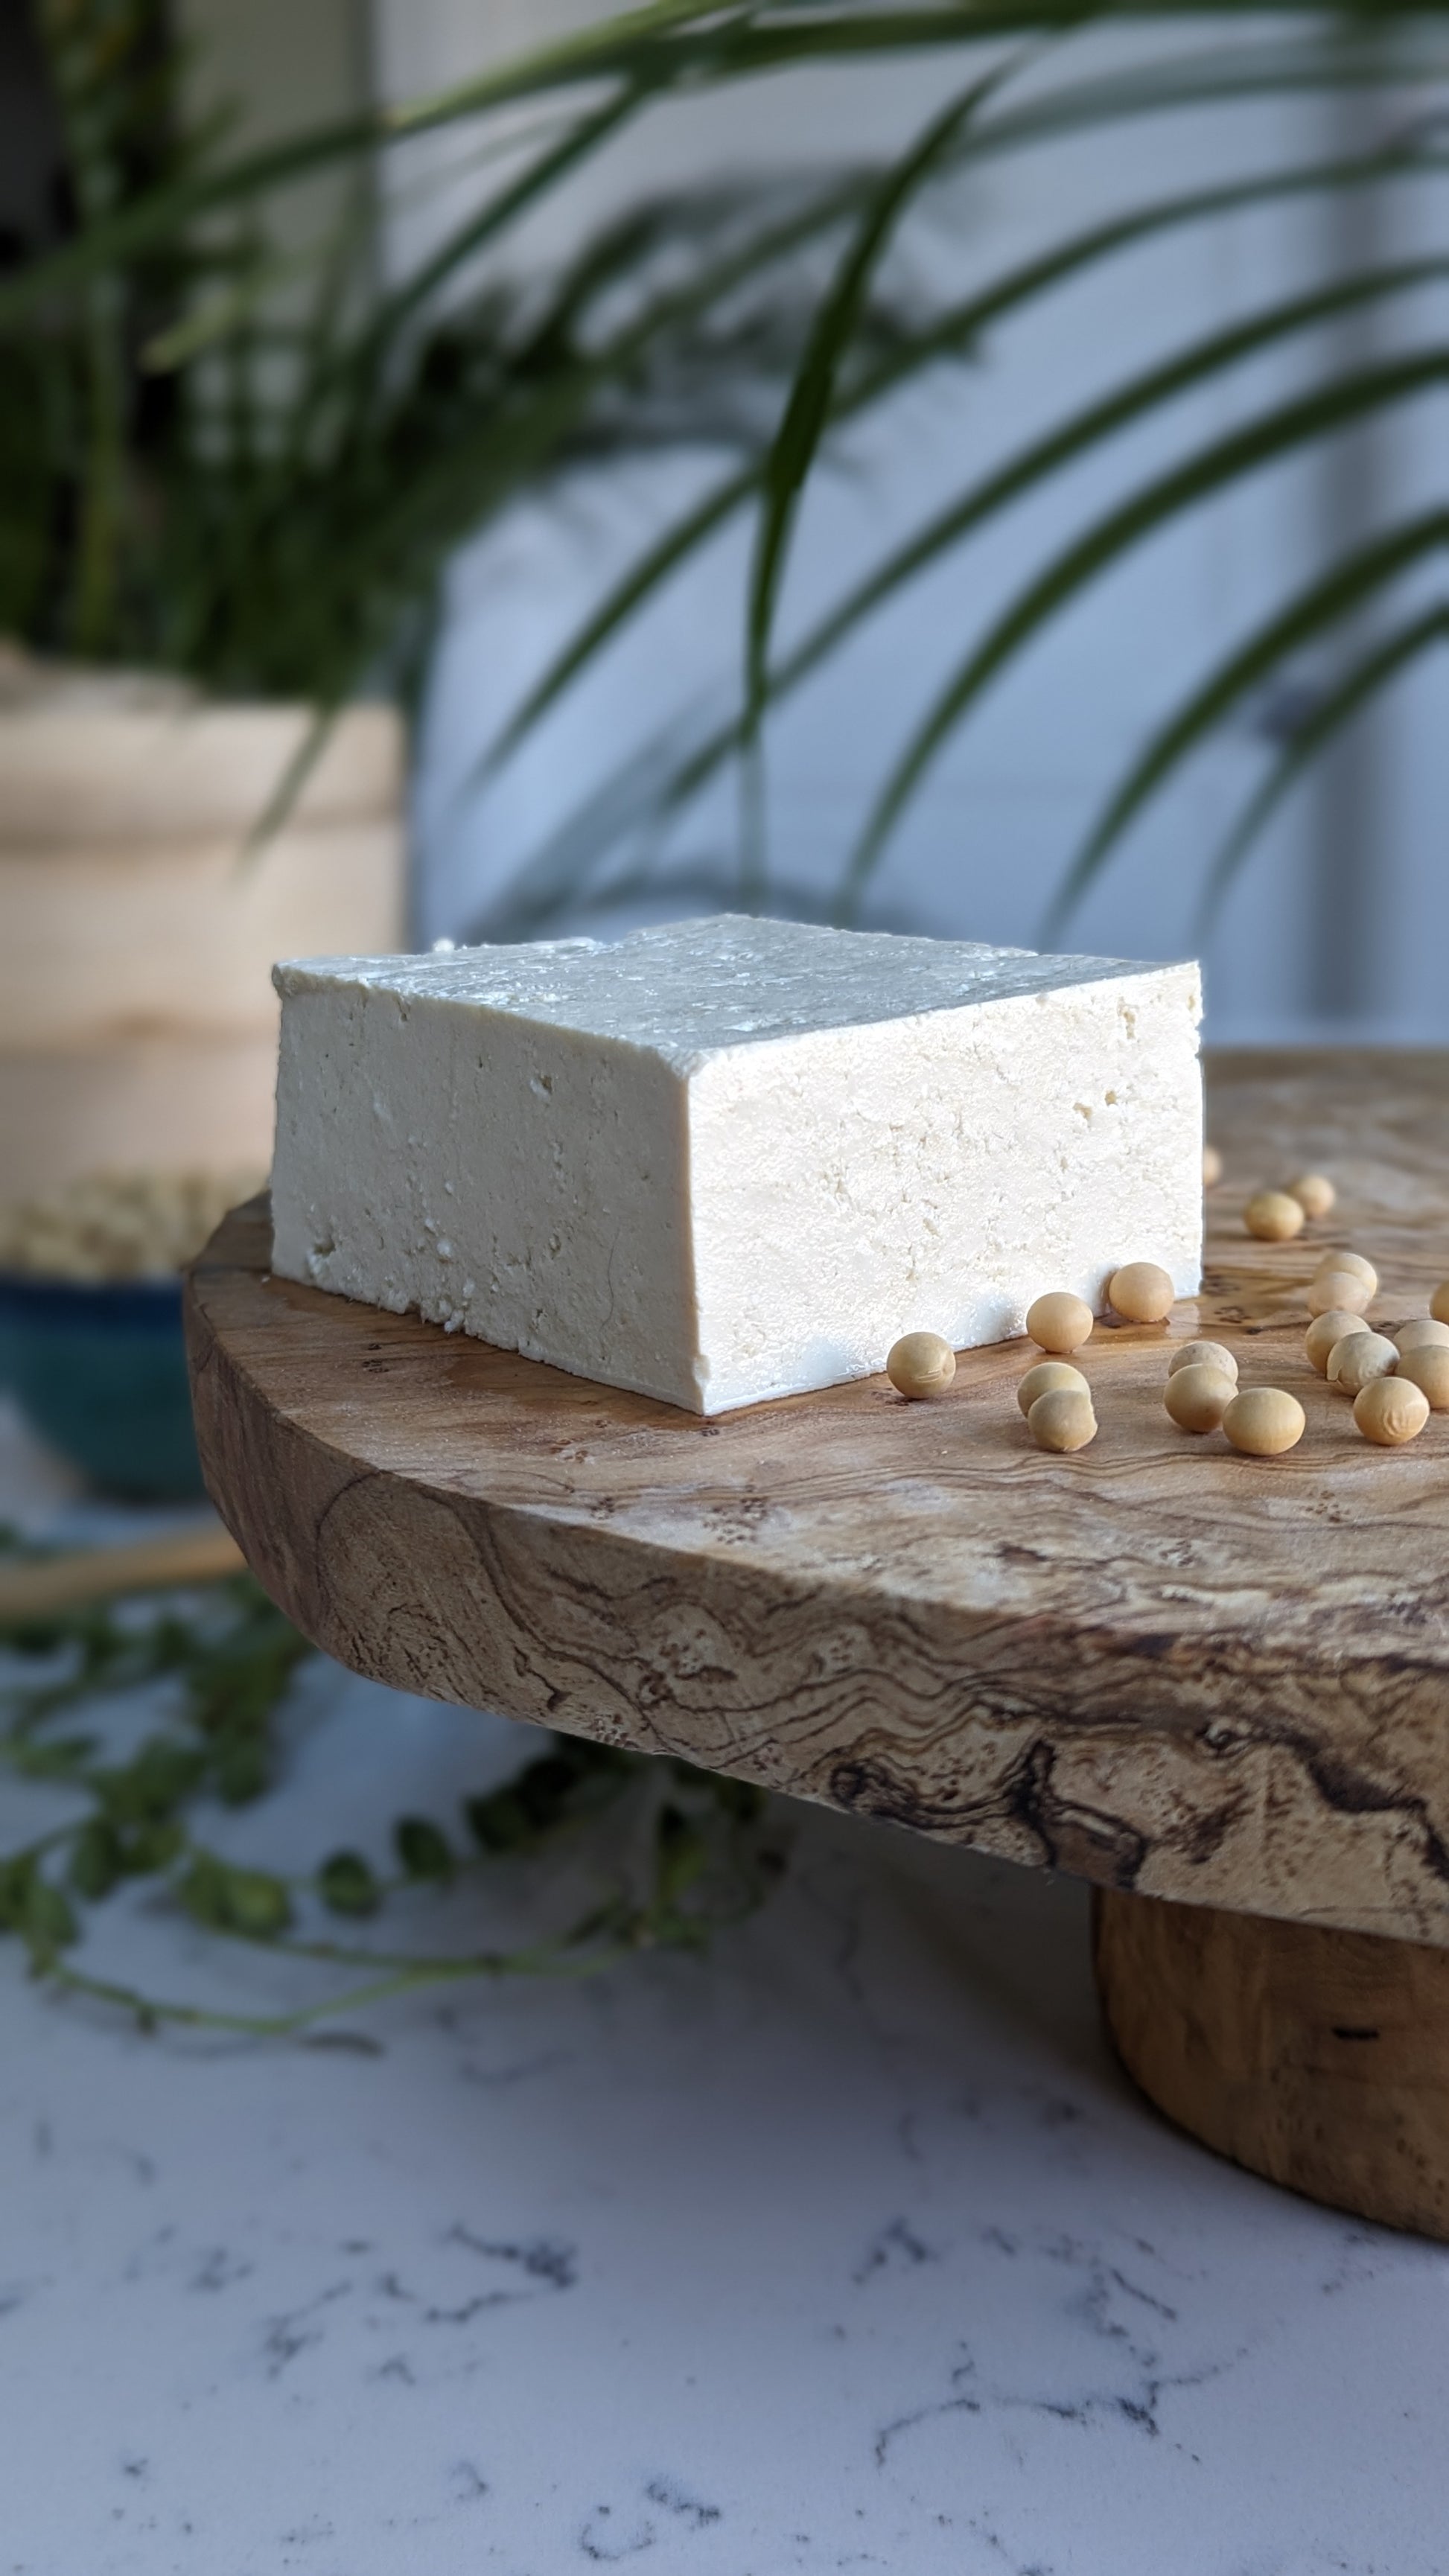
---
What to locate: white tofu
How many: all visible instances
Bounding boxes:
[271,916,1203,1414]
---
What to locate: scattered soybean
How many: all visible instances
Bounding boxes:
[1305,1310,1370,1375]
[1397,1345,1449,1412]
[1328,1332,1399,1395]
[1016,1360,1089,1419]
[1108,1260,1175,1325]
[1025,1291,1094,1355]
[1244,1190,1305,1243]
[1028,1388,1098,1453]
[1222,1388,1305,1456]
[1168,1339,1238,1382]
[1165,1365,1237,1434]
[1288,1173,1337,1219]
[1354,1376,1430,1448]
[886,1330,957,1400]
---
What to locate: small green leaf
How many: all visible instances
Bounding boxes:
[69,1820,124,1902]
[98,1737,208,1827]
[178,1854,232,1930]
[24,1876,79,1958]
[394,1817,454,1883]
[0,1855,36,1933]
[224,1868,293,1940]
[212,1735,270,1805]
[179,1854,292,1938]
[121,1820,185,1878]
[318,1850,381,1918]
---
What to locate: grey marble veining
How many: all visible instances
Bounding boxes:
[1,1403,1446,2576]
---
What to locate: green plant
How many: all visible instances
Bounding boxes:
[0,1538,787,2039]
[0,0,926,836]
[404,1,1445,937]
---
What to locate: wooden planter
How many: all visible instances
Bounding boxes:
[0,686,405,1205]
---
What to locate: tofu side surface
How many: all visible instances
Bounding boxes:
[270,920,1203,1414]
[685,963,1202,1409]
[272,980,701,1403]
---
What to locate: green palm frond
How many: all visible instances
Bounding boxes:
[10,0,1446,927]
[1044,515,1449,935]
[1194,605,1449,934]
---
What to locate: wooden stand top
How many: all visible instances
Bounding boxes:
[186,1051,1449,1950]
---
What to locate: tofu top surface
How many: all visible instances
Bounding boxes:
[275,915,1195,1071]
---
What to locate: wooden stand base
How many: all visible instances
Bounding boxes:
[1093,1888,1449,2240]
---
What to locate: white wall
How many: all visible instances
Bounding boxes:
[372,1,1448,1045]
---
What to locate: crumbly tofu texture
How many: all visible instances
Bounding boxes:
[271,916,1203,1414]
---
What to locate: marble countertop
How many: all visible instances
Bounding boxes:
[1,1403,1445,2576]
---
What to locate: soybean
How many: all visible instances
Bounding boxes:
[1305,1310,1369,1375]
[1329,1332,1399,1395]
[1028,1388,1097,1453]
[1432,1281,1449,1326]
[1108,1260,1175,1325]
[886,1331,957,1400]
[1165,1365,1237,1434]
[1168,1339,1238,1382]
[1222,1388,1305,1456]
[1397,1345,1449,1412]
[1316,1249,1378,1295]
[1354,1376,1430,1448]
[1202,1144,1223,1189]
[1395,1319,1449,1355]
[1026,1291,1094,1355]
[1016,1360,1089,1418]
[1289,1173,1337,1219]
[1307,1269,1374,1320]
[1245,1190,1305,1243]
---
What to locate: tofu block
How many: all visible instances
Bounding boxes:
[271,916,1203,1414]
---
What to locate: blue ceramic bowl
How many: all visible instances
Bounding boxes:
[0,1271,205,1499]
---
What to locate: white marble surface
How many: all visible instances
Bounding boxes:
[2,1402,1448,2576]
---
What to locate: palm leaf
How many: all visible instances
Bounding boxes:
[1042,516,1449,936]
[844,351,1449,911]
[1193,605,1449,935]
[481,137,1445,798]
[741,61,1015,833]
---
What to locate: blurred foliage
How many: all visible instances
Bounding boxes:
[0,1534,789,2038]
[424,2,1446,932]
[6,1,1442,918]
[0,0,914,780]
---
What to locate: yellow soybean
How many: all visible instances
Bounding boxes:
[1168,1339,1238,1382]
[1307,1269,1374,1319]
[1395,1319,1449,1355]
[1397,1345,1449,1412]
[1329,1333,1398,1395]
[886,1331,957,1400]
[1288,1173,1337,1219]
[1025,1292,1095,1355]
[1028,1388,1097,1453]
[1316,1249,1378,1295]
[1016,1360,1089,1418]
[1305,1310,1369,1375]
[1354,1377,1430,1447]
[1222,1388,1305,1456]
[1165,1365,1237,1434]
[1244,1190,1305,1243]
[1108,1260,1175,1324]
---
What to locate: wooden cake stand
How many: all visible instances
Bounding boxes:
[186,1051,1449,2239]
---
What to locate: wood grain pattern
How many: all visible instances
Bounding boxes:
[185,1051,1449,1948]
[1094,1885,1449,2237]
